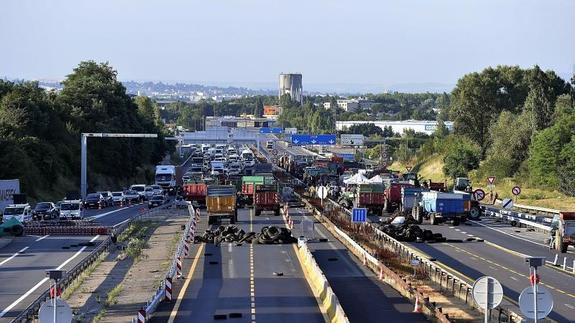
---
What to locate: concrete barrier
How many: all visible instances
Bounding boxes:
[295,242,349,323]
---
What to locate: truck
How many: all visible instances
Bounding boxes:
[0,179,20,214]
[240,175,275,206]
[412,191,472,225]
[206,185,238,225]
[182,182,207,205]
[355,183,386,216]
[453,177,473,193]
[155,165,177,193]
[254,184,281,216]
[383,182,414,213]
[59,200,83,219]
[550,212,575,253]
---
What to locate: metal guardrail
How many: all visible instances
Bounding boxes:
[481,205,552,232]
[10,203,175,323]
[132,202,199,323]
[318,198,523,323]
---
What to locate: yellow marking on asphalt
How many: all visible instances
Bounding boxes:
[444,243,575,299]
[167,243,206,323]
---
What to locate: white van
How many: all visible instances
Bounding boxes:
[59,200,83,219]
[2,204,32,223]
[241,149,256,167]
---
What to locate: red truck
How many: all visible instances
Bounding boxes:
[383,182,414,213]
[254,184,281,216]
[182,182,207,205]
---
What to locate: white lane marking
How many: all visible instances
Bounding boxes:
[87,207,130,220]
[0,247,29,267]
[565,304,575,309]
[35,235,49,242]
[0,235,100,318]
[470,220,548,248]
[510,276,518,281]
[112,218,131,228]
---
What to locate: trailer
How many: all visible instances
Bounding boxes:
[383,182,414,213]
[254,184,281,216]
[400,187,429,214]
[550,212,575,253]
[413,191,471,225]
[355,183,386,216]
[206,185,238,225]
[182,182,207,205]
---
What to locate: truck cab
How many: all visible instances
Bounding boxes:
[2,204,32,223]
[155,165,177,193]
[454,177,472,193]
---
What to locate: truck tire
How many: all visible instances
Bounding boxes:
[430,213,438,225]
[11,225,24,237]
[230,212,237,224]
[560,242,568,253]
[254,208,260,217]
[274,208,280,216]
[452,218,460,226]
[383,199,391,213]
[468,206,481,220]
[413,206,423,224]
[208,216,216,225]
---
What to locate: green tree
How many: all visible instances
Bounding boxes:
[253,97,264,117]
[524,66,555,132]
[442,139,480,179]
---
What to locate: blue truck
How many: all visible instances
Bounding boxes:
[412,191,474,225]
[400,187,429,214]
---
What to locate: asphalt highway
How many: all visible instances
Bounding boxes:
[0,203,147,322]
[154,208,324,323]
[406,218,575,322]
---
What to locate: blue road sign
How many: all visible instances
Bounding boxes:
[259,127,283,134]
[291,134,336,146]
[351,208,367,223]
[337,153,355,161]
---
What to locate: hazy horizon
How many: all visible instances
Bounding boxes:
[2,0,574,93]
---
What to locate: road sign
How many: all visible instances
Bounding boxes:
[351,208,367,223]
[291,134,336,146]
[473,189,486,201]
[284,127,298,135]
[259,127,283,134]
[487,176,496,185]
[512,186,521,196]
[519,286,554,320]
[501,198,514,210]
[472,276,504,310]
[340,134,364,146]
[39,298,73,323]
[316,186,329,199]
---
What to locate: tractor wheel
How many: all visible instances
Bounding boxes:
[430,213,438,225]
[560,242,569,253]
[11,225,24,237]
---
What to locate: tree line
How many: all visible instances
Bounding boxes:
[0,61,171,201]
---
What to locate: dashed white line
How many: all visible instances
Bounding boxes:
[510,276,519,281]
[0,235,100,318]
[35,235,49,242]
[0,247,29,267]
[565,304,575,309]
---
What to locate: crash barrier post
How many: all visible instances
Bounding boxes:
[294,192,524,323]
[132,202,200,322]
[296,241,350,323]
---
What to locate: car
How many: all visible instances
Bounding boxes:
[150,185,164,196]
[174,196,188,209]
[111,192,126,205]
[130,184,147,200]
[97,191,113,207]
[148,195,165,208]
[84,193,106,209]
[144,186,155,200]
[59,200,83,219]
[123,190,141,203]
[33,202,59,220]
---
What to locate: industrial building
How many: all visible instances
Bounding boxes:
[336,120,454,135]
[323,99,375,112]
[279,73,303,104]
[205,116,276,129]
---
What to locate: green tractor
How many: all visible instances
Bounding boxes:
[0,218,25,237]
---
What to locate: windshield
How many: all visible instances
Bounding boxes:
[151,185,161,190]
[60,203,80,210]
[3,207,24,215]
[112,192,122,196]
[125,190,137,195]
[132,186,144,192]
[35,203,51,210]
[192,158,203,163]
[87,194,100,199]
[145,187,153,191]
[99,192,109,197]
[152,196,163,201]
[155,174,173,181]
[242,153,253,160]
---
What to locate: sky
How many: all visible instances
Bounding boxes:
[1,0,574,92]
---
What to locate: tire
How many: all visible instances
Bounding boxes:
[468,206,481,220]
[208,216,216,225]
[383,199,391,213]
[560,242,568,253]
[255,209,261,217]
[274,208,280,216]
[413,206,423,224]
[452,218,460,226]
[430,213,438,225]
[230,213,237,224]
[11,225,24,237]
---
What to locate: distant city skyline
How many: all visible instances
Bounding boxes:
[1,0,574,93]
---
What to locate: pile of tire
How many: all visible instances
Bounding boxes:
[378,223,445,242]
[195,225,297,245]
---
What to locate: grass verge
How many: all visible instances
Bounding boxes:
[62,252,107,300]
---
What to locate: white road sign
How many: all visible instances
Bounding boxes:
[317,186,329,199]
[38,298,73,323]
[501,198,514,210]
[472,276,504,310]
[519,286,553,320]
[340,134,364,146]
